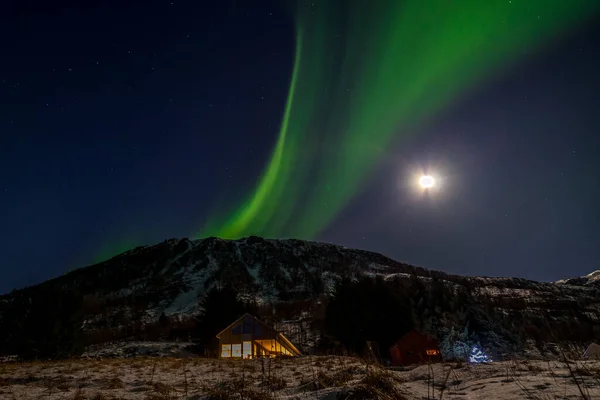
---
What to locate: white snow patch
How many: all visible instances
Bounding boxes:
[110,282,146,299]
[585,270,600,281]
[163,288,200,316]
[368,262,391,271]
[247,263,261,281]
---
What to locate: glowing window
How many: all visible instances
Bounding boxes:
[221,345,232,358]
[232,344,242,357]
[243,341,252,359]
[426,349,439,356]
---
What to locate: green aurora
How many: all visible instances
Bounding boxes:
[199,0,599,241]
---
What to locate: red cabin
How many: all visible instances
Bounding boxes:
[390,330,442,366]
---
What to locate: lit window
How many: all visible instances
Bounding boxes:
[243,341,252,359]
[221,345,232,358]
[232,344,242,357]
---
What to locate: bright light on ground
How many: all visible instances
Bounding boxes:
[419,175,435,189]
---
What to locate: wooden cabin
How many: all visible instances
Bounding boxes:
[216,313,301,359]
[390,330,441,366]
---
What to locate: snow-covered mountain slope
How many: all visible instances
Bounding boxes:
[555,270,600,288]
[1,236,599,352]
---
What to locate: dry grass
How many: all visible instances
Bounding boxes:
[202,379,276,400]
[338,370,407,400]
[0,356,599,399]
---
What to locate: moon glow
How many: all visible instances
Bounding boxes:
[419,175,435,189]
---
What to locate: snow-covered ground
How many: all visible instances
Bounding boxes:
[1,355,599,399]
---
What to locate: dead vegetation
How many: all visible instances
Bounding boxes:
[202,379,276,400]
[0,356,599,399]
[338,370,407,400]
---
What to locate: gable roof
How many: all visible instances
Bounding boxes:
[276,330,301,356]
[216,313,258,338]
[215,313,301,356]
[391,329,439,349]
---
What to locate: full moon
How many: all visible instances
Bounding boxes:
[419,175,435,189]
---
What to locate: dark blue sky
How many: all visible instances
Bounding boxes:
[1,1,599,293]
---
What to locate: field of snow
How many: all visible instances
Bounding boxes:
[1,355,599,399]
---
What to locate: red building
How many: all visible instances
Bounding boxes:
[390,330,442,366]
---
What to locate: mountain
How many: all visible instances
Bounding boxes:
[555,270,600,288]
[1,236,599,359]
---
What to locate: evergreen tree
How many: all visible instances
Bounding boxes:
[11,286,84,360]
[325,276,413,354]
[0,291,28,356]
[158,312,171,340]
[439,325,472,361]
[469,344,492,363]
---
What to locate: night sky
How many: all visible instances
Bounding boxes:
[1,1,599,294]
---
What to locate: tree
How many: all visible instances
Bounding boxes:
[469,344,492,363]
[439,325,472,361]
[6,286,85,360]
[324,276,413,354]
[0,291,28,356]
[158,312,171,340]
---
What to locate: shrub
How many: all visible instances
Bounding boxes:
[338,371,405,400]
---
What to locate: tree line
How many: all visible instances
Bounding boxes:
[1,273,598,361]
[0,286,84,360]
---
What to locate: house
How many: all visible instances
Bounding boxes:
[390,330,441,366]
[216,313,301,359]
[583,343,600,360]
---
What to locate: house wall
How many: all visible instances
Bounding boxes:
[218,316,285,359]
[391,330,441,366]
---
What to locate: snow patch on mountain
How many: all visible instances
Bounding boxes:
[555,269,600,287]
[585,270,600,281]
[163,288,200,316]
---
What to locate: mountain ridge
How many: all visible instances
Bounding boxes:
[1,236,599,358]
[10,236,595,295]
